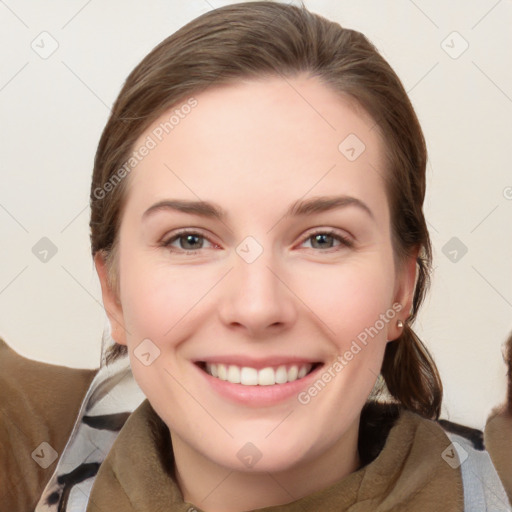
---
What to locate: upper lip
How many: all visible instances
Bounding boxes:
[195,356,322,369]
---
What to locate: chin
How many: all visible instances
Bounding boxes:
[207,433,320,474]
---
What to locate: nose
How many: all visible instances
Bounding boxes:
[217,242,297,338]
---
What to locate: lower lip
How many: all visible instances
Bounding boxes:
[195,363,324,407]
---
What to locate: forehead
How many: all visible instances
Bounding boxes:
[124,75,388,215]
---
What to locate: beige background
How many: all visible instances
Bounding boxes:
[0,0,511,429]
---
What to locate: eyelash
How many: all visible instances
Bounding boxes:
[160,228,354,255]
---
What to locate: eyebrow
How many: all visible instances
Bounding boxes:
[142,195,374,221]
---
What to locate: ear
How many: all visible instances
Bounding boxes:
[94,251,127,346]
[388,249,419,341]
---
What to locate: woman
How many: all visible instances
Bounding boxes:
[1,2,509,511]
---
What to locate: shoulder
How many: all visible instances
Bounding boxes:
[0,337,99,416]
[484,407,512,508]
[485,405,512,444]
[360,402,511,510]
[0,337,99,511]
[0,336,98,388]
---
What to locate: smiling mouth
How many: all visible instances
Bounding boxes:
[196,362,322,386]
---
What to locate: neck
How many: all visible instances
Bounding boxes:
[171,417,361,512]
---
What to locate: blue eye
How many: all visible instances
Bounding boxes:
[300,230,354,251]
[162,231,213,254]
[161,228,353,255]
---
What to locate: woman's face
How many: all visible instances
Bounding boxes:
[96,74,416,474]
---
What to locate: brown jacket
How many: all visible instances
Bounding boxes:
[0,338,96,511]
[0,337,508,511]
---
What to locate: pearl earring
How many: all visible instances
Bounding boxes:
[397,319,404,329]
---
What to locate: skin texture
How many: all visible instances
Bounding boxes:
[95,74,417,512]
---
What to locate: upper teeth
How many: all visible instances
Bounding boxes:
[205,363,313,386]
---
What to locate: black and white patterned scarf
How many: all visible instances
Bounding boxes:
[34,352,145,511]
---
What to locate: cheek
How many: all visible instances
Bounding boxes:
[120,257,218,343]
[294,256,397,345]
[118,263,194,400]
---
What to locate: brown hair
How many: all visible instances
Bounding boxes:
[90,1,442,419]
